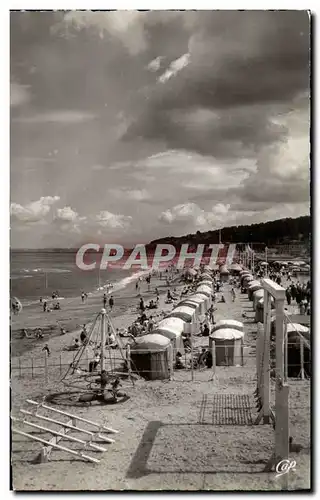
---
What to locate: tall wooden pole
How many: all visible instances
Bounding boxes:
[100,309,106,372]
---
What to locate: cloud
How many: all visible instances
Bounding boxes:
[123,11,309,160]
[10,11,310,247]
[109,188,151,202]
[56,11,147,55]
[10,196,60,223]
[95,211,132,230]
[13,111,96,124]
[10,82,30,107]
[147,56,165,72]
[55,206,83,222]
[158,53,190,83]
[159,202,232,230]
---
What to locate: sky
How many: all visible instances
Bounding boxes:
[10,10,310,248]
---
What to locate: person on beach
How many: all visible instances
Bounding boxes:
[102,293,107,308]
[39,296,43,303]
[109,296,114,310]
[285,288,292,305]
[43,300,47,312]
[81,292,85,303]
[89,353,100,372]
[139,297,145,312]
[80,328,87,345]
[135,281,139,291]
[231,288,236,302]
[148,316,154,333]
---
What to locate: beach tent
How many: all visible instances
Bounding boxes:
[179,293,209,315]
[209,328,244,366]
[197,279,213,288]
[185,268,197,280]
[211,319,244,334]
[240,270,250,276]
[285,326,311,377]
[196,284,212,298]
[286,323,310,337]
[219,266,230,282]
[204,265,214,272]
[248,282,263,301]
[241,274,253,287]
[167,305,196,323]
[154,317,185,355]
[255,296,275,323]
[199,272,212,281]
[242,277,254,290]
[130,334,171,380]
[252,289,265,310]
[230,264,243,275]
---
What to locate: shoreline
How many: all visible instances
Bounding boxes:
[10,268,182,358]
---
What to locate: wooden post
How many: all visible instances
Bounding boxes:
[169,343,174,380]
[284,320,288,382]
[275,381,289,477]
[300,336,305,380]
[263,293,271,424]
[275,298,285,380]
[44,351,48,384]
[241,337,244,366]
[127,345,132,377]
[25,400,119,433]
[100,309,106,372]
[190,328,194,382]
[211,341,216,377]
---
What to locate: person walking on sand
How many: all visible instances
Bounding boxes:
[81,292,85,303]
[231,287,236,302]
[43,300,47,312]
[139,297,145,312]
[109,295,114,311]
[103,293,107,308]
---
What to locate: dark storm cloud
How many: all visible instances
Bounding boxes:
[123,11,310,159]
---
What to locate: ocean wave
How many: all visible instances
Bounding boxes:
[11,275,33,280]
[16,267,72,274]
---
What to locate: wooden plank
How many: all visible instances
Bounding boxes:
[275,299,285,380]
[275,381,289,465]
[12,428,100,463]
[211,341,216,377]
[26,399,119,434]
[261,278,285,301]
[11,417,106,458]
[263,294,271,424]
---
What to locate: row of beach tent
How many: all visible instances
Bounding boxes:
[130,264,245,379]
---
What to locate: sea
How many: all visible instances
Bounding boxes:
[10,250,143,306]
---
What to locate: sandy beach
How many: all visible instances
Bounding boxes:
[10,272,310,491]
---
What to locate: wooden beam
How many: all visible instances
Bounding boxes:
[263,293,271,424]
[261,278,285,301]
[12,428,100,463]
[26,399,119,434]
[275,298,285,380]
